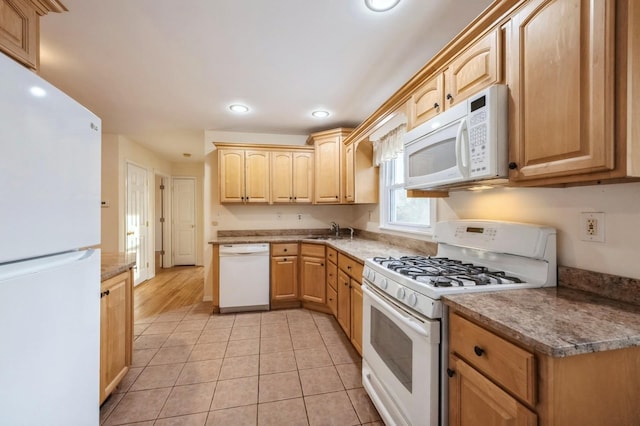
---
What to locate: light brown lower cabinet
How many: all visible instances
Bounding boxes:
[337,269,351,336]
[100,269,133,404]
[299,243,326,304]
[270,243,299,309]
[337,253,364,356]
[448,355,537,425]
[448,311,640,425]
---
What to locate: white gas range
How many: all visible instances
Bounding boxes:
[361,220,557,426]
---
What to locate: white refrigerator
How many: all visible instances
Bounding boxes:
[0,52,101,425]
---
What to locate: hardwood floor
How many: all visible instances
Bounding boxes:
[134,266,206,320]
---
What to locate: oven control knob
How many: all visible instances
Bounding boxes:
[408,293,418,307]
[370,271,376,281]
[380,278,388,289]
[396,288,406,299]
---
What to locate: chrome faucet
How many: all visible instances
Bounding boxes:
[347,227,355,240]
[330,221,340,237]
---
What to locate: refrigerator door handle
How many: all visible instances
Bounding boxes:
[0,250,97,282]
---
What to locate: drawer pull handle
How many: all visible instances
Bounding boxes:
[446,368,456,378]
[474,346,485,357]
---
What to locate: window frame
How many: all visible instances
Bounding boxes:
[379,156,436,236]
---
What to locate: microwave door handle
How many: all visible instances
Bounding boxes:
[455,118,470,177]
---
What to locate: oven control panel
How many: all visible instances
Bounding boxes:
[363,266,442,319]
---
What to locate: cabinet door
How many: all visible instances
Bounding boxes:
[507,0,615,182]
[300,256,326,303]
[408,72,444,130]
[444,29,499,107]
[343,142,355,203]
[314,137,342,203]
[337,269,351,337]
[350,279,363,356]
[271,255,298,302]
[271,151,293,203]
[0,0,38,69]
[292,151,313,203]
[245,150,270,203]
[219,149,246,203]
[100,273,130,404]
[449,355,537,425]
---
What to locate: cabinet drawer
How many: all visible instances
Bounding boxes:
[327,260,337,291]
[327,286,337,316]
[271,243,298,256]
[449,313,536,406]
[326,247,338,263]
[300,243,325,257]
[338,253,363,280]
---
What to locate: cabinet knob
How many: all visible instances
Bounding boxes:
[283,258,287,261]
[347,266,351,270]
[321,263,324,267]
[446,93,453,101]
[474,346,485,357]
[508,162,518,170]
[447,368,456,378]
[433,102,440,110]
[335,195,339,199]
[284,248,288,252]
[294,197,297,200]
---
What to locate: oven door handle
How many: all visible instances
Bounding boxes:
[363,284,433,339]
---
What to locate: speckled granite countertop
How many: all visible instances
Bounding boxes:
[210,235,434,262]
[101,252,136,281]
[443,287,640,358]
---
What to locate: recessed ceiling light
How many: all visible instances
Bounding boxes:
[365,0,401,12]
[229,104,249,113]
[29,86,47,97]
[312,110,330,118]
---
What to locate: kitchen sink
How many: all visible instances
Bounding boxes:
[305,235,344,240]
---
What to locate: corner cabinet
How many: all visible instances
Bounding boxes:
[308,128,353,204]
[100,268,133,404]
[343,138,378,204]
[0,0,66,70]
[506,0,617,184]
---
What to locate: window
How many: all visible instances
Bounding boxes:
[380,156,433,234]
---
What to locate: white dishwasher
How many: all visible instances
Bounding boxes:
[219,243,270,313]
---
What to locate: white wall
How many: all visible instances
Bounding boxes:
[355,181,640,280]
[100,134,119,252]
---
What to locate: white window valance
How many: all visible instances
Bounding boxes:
[372,122,407,166]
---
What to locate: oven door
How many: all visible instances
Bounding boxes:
[362,283,440,426]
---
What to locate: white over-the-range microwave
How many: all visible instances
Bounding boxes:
[403,84,508,190]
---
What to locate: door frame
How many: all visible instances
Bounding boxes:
[155,172,173,270]
[125,161,150,285]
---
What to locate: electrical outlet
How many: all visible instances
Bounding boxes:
[297,213,303,221]
[276,212,282,221]
[580,212,605,242]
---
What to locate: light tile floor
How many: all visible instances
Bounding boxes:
[101,303,383,425]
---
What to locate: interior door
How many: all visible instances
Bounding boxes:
[173,177,196,265]
[126,162,149,285]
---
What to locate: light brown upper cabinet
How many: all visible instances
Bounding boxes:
[218,147,270,203]
[271,150,314,204]
[308,128,353,204]
[343,138,378,204]
[408,29,499,130]
[0,0,66,70]
[506,0,616,183]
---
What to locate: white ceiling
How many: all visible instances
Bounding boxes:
[39,0,493,162]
